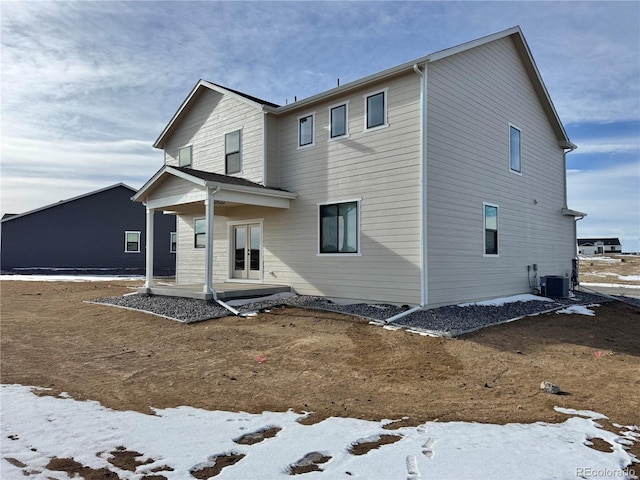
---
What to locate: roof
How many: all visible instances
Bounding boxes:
[153,26,574,152]
[172,166,289,191]
[577,238,621,246]
[1,183,137,224]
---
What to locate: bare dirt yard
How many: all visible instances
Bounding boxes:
[1,267,639,468]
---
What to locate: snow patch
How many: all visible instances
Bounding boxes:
[458,294,554,307]
[556,305,600,316]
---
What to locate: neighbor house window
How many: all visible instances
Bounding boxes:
[330,103,348,138]
[365,89,387,130]
[298,113,315,147]
[194,218,206,248]
[484,203,499,256]
[178,145,192,167]
[319,201,359,254]
[125,231,141,253]
[225,129,242,174]
[170,232,177,253]
[509,125,521,173]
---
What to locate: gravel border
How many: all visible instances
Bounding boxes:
[90,290,620,336]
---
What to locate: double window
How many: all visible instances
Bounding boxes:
[225,129,242,174]
[124,231,141,253]
[365,89,387,131]
[178,145,192,167]
[509,125,521,174]
[483,203,499,256]
[194,218,206,248]
[298,113,315,147]
[319,201,359,254]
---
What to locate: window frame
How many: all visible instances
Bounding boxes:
[124,231,141,253]
[194,218,206,249]
[483,203,499,257]
[329,101,349,140]
[178,144,193,167]
[509,124,522,174]
[317,199,362,256]
[364,88,388,132]
[170,232,177,253]
[225,129,242,174]
[297,112,316,148]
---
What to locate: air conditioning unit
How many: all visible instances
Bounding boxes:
[541,276,569,298]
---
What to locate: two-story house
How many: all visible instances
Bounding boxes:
[133,26,585,308]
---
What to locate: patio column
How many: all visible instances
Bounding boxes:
[145,206,154,289]
[203,187,216,298]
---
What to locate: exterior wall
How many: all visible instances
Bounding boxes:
[425,37,575,306]
[264,114,280,187]
[163,89,265,184]
[1,186,176,275]
[261,71,423,304]
[175,213,206,284]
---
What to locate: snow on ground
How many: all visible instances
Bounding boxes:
[458,294,555,307]
[1,385,637,480]
[579,256,623,263]
[581,282,640,289]
[556,304,600,316]
[0,274,144,282]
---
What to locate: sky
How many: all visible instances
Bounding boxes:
[1,1,639,251]
[2,383,638,479]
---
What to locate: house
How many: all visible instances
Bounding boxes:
[1,184,176,275]
[577,238,622,255]
[133,26,585,308]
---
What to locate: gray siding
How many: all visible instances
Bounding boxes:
[425,37,575,306]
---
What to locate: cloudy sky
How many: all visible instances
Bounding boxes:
[1,1,639,250]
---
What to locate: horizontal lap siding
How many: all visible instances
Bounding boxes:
[164,89,265,184]
[426,37,575,306]
[267,72,422,304]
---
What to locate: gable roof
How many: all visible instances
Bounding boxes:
[153,26,575,152]
[1,183,136,224]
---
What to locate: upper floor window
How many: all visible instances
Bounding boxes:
[125,231,141,253]
[365,89,387,131]
[509,125,521,174]
[194,218,206,248]
[484,203,499,256]
[330,103,348,139]
[178,145,192,167]
[225,129,242,174]
[319,200,359,254]
[298,113,315,147]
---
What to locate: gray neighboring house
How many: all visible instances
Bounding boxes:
[133,26,585,307]
[1,184,176,275]
[577,238,622,255]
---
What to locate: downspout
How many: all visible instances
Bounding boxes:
[386,63,428,324]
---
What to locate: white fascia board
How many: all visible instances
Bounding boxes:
[562,208,588,217]
[216,190,292,209]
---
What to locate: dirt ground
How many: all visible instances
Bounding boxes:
[1,275,639,465]
[579,254,640,285]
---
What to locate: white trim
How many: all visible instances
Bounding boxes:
[483,202,499,257]
[124,231,141,253]
[227,218,264,282]
[509,124,522,175]
[363,88,389,132]
[297,111,316,149]
[328,100,350,140]
[317,198,362,256]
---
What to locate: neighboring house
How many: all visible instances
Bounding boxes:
[577,238,622,255]
[133,26,585,307]
[1,184,176,275]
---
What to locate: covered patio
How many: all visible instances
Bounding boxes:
[132,165,297,304]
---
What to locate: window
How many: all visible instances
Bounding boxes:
[319,201,359,254]
[125,231,141,253]
[225,130,242,174]
[178,145,192,167]
[194,218,206,248]
[365,90,387,130]
[509,125,521,173]
[484,204,498,256]
[298,113,315,147]
[330,103,347,138]
[170,232,177,253]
